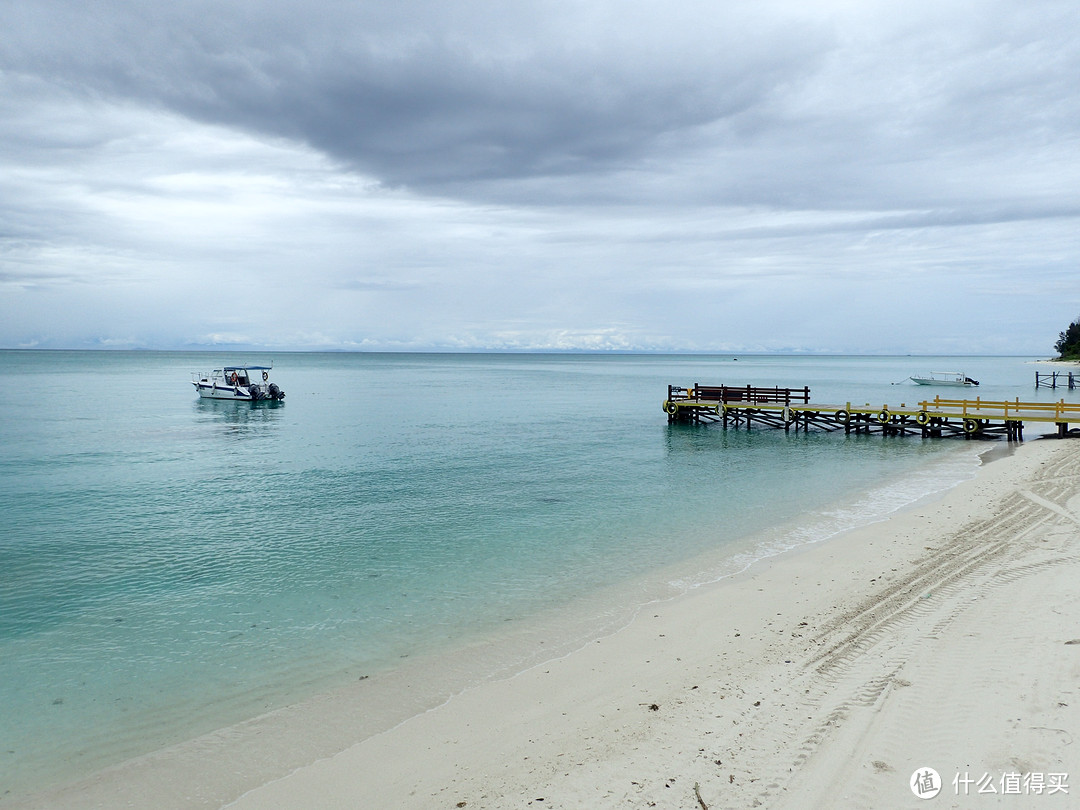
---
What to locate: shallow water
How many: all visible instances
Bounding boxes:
[0,351,1062,794]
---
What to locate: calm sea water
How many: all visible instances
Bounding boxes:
[0,351,1065,795]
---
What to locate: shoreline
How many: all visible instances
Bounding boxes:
[2,442,983,808]
[228,435,1076,810]
[3,437,986,805]
[11,435,1080,808]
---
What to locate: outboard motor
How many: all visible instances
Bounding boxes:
[965,377,980,386]
[268,383,284,400]
[248,386,264,401]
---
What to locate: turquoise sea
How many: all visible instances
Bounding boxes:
[0,351,1070,798]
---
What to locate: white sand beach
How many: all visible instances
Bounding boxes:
[15,436,1080,809]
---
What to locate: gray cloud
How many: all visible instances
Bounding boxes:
[5,1,1078,209]
[2,2,835,193]
[1,0,1078,352]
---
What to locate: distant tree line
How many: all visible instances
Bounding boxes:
[1057,316,1080,360]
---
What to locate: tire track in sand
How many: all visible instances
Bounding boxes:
[744,441,1080,809]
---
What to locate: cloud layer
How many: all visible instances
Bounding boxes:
[2,0,1078,352]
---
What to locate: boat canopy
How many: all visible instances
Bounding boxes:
[222,365,273,371]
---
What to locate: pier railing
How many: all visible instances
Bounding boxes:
[668,384,810,405]
[919,396,1080,422]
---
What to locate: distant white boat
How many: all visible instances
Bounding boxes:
[909,371,979,387]
[192,365,285,401]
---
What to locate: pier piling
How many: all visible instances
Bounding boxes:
[1036,371,1077,390]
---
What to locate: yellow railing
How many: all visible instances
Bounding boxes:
[919,396,1080,421]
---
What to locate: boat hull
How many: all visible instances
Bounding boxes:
[910,372,978,386]
[194,382,258,400]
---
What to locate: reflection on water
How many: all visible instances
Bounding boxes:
[194,397,285,430]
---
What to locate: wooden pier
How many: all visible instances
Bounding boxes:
[664,384,1080,440]
[1035,370,1077,390]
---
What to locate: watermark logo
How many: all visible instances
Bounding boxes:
[909,768,1069,798]
[911,767,942,799]
[953,771,1069,796]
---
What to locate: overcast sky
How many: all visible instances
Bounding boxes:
[2,0,1078,353]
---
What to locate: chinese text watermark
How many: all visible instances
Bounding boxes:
[910,768,1069,799]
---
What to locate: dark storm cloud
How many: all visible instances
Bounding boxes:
[5,0,1079,211]
[1,0,834,193]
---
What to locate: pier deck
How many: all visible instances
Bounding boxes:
[663,385,1080,440]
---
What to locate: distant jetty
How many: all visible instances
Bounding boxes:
[1035,370,1077,390]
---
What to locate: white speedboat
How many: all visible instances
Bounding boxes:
[192,365,285,401]
[909,371,979,387]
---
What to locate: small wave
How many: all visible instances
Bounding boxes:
[669,444,982,591]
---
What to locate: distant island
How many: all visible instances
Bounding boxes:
[1056,317,1080,360]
